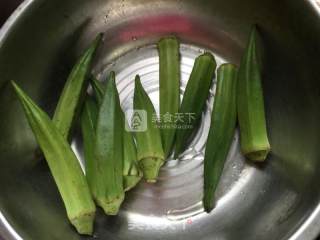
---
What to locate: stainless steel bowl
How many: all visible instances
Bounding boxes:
[1,0,320,239]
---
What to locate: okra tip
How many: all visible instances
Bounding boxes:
[203,189,215,213]
[85,33,104,56]
[70,211,95,235]
[134,74,141,84]
[11,81,29,106]
[105,71,117,93]
[11,81,19,92]
[94,32,104,43]
[139,157,164,183]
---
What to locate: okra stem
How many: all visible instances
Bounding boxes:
[90,74,108,105]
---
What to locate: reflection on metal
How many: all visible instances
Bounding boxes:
[0,213,22,240]
[1,0,320,239]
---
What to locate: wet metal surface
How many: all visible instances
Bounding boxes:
[1,0,320,240]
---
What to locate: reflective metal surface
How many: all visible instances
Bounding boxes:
[1,0,320,239]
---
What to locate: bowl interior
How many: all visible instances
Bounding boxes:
[1,0,320,239]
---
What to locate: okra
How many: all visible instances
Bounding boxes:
[123,123,143,191]
[133,75,165,182]
[174,53,216,158]
[90,74,106,105]
[53,34,102,139]
[12,82,96,235]
[93,76,124,215]
[203,64,238,213]
[91,73,142,190]
[158,37,180,158]
[237,27,270,161]
[81,96,98,196]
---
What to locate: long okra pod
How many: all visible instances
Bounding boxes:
[81,97,98,196]
[203,64,238,213]
[158,37,180,158]
[133,75,165,182]
[94,76,124,215]
[174,53,216,158]
[53,34,102,139]
[91,73,142,190]
[237,27,270,161]
[12,82,96,235]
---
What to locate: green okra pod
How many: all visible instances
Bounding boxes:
[203,64,238,213]
[53,33,102,139]
[93,75,124,215]
[91,73,142,191]
[123,122,143,191]
[81,96,98,196]
[12,81,96,235]
[158,37,180,158]
[174,53,216,158]
[133,75,165,183]
[237,27,270,161]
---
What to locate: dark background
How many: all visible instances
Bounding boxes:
[0,1,22,239]
[0,0,22,26]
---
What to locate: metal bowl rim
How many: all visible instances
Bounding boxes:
[0,0,320,239]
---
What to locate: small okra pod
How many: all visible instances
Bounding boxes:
[91,73,142,191]
[53,34,102,139]
[158,37,180,158]
[93,74,124,215]
[237,27,270,161]
[81,96,99,196]
[203,64,238,213]
[174,53,216,158]
[133,75,165,183]
[12,81,96,235]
